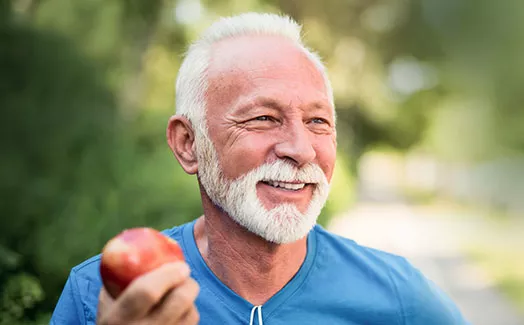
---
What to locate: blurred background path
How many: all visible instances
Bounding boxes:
[328,197,524,325]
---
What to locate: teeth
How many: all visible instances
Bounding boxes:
[268,181,305,190]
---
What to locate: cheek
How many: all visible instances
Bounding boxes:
[219,135,274,179]
[315,138,337,181]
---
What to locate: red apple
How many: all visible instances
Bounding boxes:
[100,227,185,298]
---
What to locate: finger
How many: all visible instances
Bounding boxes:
[177,307,200,325]
[151,277,200,323]
[98,286,114,309]
[97,287,114,323]
[111,262,191,321]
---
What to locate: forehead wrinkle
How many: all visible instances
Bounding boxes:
[205,35,331,120]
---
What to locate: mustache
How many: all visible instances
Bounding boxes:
[241,160,328,185]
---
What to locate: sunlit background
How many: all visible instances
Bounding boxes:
[1,0,523,324]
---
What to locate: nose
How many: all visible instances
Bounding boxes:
[274,121,316,167]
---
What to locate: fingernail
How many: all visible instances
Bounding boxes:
[179,263,191,276]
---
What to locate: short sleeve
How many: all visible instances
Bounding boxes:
[399,266,471,325]
[50,271,87,325]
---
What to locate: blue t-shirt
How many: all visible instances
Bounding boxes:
[50,220,469,324]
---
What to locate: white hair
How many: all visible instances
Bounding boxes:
[175,12,335,137]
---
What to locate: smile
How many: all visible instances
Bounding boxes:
[262,181,307,191]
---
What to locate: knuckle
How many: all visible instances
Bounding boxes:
[185,280,200,301]
[97,316,108,325]
[118,286,159,319]
[176,289,193,306]
[120,295,141,313]
[188,278,200,296]
[98,314,119,325]
[174,283,198,308]
[178,307,199,325]
[172,263,190,280]
[133,286,160,306]
[191,308,200,324]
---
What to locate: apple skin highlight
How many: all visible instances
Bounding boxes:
[100,228,185,298]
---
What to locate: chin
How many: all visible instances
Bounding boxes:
[228,201,323,244]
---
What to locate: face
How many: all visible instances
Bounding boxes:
[196,35,337,243]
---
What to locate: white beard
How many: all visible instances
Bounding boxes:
[195,132,331,244]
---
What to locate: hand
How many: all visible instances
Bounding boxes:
[96,262,200,325]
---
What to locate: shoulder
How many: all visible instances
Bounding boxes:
[312,225,469,324]
[395,265,469,324]
[313,224,412,273]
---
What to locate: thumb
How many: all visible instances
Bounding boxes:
[97,287,114,321]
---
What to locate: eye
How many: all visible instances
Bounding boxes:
[254,116,273,122]
[310,117,328,124]
[243,115,279,130]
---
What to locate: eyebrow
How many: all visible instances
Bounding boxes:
[234,97,283,115]
[234,96,331,115]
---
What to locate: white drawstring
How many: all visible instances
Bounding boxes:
[249,305,263,325]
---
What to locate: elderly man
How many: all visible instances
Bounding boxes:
[51,13,469,325]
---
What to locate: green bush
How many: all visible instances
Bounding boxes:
[0,17,202,323]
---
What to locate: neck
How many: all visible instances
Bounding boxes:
[193,200,308,305]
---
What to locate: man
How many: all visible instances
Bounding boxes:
[51,12,470,325]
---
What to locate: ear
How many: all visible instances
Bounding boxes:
[166,115,198,175]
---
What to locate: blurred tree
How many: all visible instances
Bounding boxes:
[30,0,187,115]
[0,17,106,323]
[420,0,524,159]
[0,1,201,322]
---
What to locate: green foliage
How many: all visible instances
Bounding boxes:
[0,243,46,324]
[0,4,201,322]
[0,245,22,271]
[0,274,44,324]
